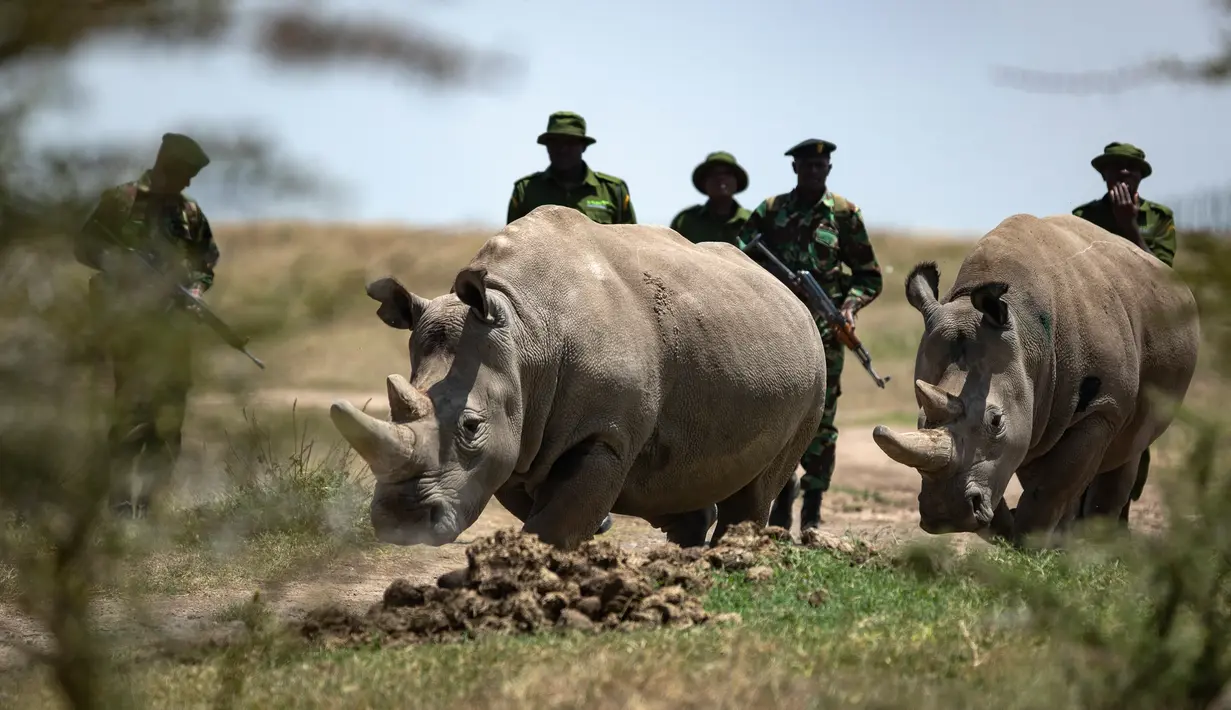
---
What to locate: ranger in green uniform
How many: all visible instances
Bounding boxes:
[506,111,633,537]
[669,151,753,245]
[75,132,219,518]
[1072,141,1178,525]
[506,111,636,226]
[1072,141,1177,267]
[737,138,884,532]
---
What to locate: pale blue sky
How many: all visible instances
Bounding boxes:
[38,0,1231,235]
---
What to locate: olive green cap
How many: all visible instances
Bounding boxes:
[785,138,837,159]
[158,132,211,171]
[691,151,749,194]
[536,111,596,146]
[1091,141,1152,178]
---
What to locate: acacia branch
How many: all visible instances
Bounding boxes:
[990,1,1230,94]
[255,8,519,87]
[991,49,1231,95]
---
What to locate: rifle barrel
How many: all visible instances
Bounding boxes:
[90,222,266,370]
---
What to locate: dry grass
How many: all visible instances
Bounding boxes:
[192,219,1221,438]
[4,219,1227,709]
[196,222,977,402]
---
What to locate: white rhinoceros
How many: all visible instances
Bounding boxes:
[872,213,1199,546]
[329,204,827,550]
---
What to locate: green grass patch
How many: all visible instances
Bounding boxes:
[0,538,1140,709]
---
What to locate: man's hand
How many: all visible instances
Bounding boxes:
[184,285,204,314]
[840,300,857,326]
[1109,182,1148,250]
[1109,182,1138,229]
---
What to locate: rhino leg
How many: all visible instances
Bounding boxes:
[647,505,718,548]
[1078,454,1141,523]
[1013,416,1117,548]
[521,439,627,550]
[767,468,801,531]
[494,482,535,522]
[711,450,804,547]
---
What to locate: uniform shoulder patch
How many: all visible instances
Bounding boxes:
[764,192,794,212]
[829,192,856,214]
[104,181,141,209]
[1072,198,1100,215]
[1148,200,1174,217]
[594,171,628,187]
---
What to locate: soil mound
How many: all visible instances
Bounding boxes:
[300,521,787,647]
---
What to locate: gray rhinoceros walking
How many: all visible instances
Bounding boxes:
[329,204,827,550]
[872,213,1199,547]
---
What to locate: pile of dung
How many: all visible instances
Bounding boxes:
[300,521,786,647]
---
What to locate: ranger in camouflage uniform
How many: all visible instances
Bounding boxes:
[75,132,219,518]
[1072,141,1177,524]
[669,151,753,245]
[737,138,884,531]
[506,111,636,226]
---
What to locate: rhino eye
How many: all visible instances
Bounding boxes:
[459,412,484,440]
[989,412,1003,430]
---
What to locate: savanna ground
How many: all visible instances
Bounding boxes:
[1,222,1226,708]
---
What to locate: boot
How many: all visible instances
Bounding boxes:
[800,490,823,530]
[768,473,800,530]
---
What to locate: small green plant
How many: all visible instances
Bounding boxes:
[176,401,371,545]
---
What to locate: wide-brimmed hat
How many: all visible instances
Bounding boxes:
[1091,141,1152,178]
[536,111,596,146]
[692,151,749,194]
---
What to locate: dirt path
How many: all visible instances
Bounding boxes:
[0,386,1167,670]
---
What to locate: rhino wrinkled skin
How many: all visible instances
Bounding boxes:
[330,204,827,550]
[873,213,1199,546]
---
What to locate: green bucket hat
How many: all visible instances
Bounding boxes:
[1091,141,1152,179]
[536,111,596,146]
[158,132,211,171]
[691,151,749,194]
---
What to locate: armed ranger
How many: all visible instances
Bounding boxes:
[740,233,890,389]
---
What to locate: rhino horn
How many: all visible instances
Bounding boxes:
[872,424,955,477]
[387,373,432,422]
[329,400,417,481]
[915,380,964,424]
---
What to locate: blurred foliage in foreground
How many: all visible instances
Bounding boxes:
[0,2,517,708]
[1,1,1231,709]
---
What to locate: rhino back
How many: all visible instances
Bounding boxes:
[949,213,1198,452]
[478,206,827,502]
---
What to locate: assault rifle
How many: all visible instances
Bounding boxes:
[740,233,890,389]
[89,223,266,370]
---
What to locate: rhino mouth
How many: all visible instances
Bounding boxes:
[917,484,997,535]
[370,498,462,546]
[968,488,996,526]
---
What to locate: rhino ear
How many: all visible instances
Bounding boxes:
[905,261,941,319]
[453,266,496,323]
[366,276,428,330]
[970,282,1011,330]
